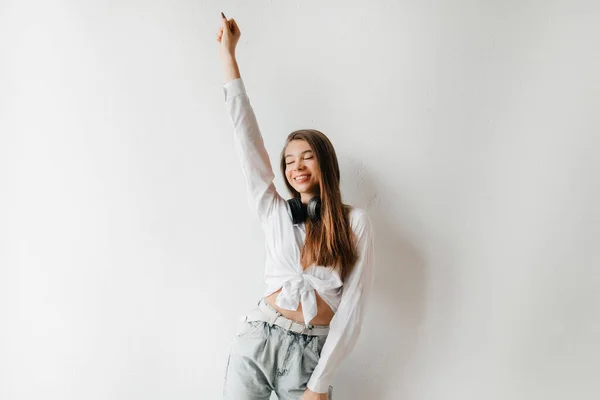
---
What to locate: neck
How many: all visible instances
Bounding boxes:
[300,191,319,205]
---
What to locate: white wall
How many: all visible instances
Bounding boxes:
[1,1,599,399]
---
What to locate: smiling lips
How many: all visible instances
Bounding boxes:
[294,174,311,183]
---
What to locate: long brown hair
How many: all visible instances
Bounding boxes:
[279,129,358,282]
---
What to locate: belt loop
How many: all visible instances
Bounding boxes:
[269,313,279,326]
[285,319,293,331]
[266,305,279,326]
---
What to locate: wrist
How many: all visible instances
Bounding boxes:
[220,52,236,64]
[222,55,241,82]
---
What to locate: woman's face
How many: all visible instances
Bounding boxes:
[284,139,320,198]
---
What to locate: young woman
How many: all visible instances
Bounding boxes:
[216,13,375,400]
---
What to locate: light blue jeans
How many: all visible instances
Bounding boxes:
[222,298,334,399]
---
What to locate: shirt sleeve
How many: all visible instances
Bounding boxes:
[306,209,376,393]
[223,77,283,224]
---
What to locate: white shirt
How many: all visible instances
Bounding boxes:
[223,77,375,393]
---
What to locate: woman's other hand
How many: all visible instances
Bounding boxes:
[301,388,328,400]
[216,12,241,61]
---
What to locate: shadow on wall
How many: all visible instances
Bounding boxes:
[267,70,459,398]
[337,159,428,400]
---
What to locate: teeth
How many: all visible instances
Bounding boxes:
[295,175,309,181]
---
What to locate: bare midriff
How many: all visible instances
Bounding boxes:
[264,288,335,326]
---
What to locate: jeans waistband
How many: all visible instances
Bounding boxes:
[243,298,330,337]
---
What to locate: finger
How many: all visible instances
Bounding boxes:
[221,12,235,34]
[229,18,238,33]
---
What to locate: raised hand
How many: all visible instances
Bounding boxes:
[216,12,241,61]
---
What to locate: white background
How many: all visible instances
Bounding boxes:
[1,1,599,399]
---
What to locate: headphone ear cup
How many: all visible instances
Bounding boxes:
[307,196,321,222]
[287,197,305,225]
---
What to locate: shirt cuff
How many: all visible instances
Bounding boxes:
[223,77,246,101]
[306,375,332,394]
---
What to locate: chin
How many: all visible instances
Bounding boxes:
[299,187,318,195]
[289,180,318,194]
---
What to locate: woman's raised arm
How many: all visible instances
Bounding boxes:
[218,14,284,224]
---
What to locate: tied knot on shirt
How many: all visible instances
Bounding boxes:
[275,271,341,325]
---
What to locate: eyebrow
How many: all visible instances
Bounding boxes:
[285,150,313,159]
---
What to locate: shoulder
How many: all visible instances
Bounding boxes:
[345,205,372,235]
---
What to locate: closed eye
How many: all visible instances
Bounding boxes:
[286,157,313,165]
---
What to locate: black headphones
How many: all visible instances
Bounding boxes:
[287,196,321,224]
